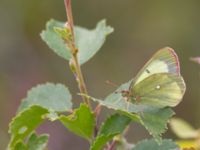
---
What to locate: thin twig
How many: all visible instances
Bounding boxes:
[105,140,117,150]
[94,104,102,137]
[64,0,90,106]
[64,0,75,43]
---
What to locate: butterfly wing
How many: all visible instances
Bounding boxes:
[131,73,186,108]
[133,47,180,85]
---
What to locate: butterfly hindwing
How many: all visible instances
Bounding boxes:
[133,47,180,85]
[131,73,186,108]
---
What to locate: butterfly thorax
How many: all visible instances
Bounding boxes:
[121,90,140,103]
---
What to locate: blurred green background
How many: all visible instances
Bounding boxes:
[1,0,200,149]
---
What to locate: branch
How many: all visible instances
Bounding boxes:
[64,0,90,106]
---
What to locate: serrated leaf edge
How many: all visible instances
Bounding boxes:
[90,133,118,150]
[9,105,49,134]
[133,138,179,150]
[18,82,72,113]
[140,109,175,142]
[59,103,95,140]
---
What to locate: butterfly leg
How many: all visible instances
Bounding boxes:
[126,101,130,112]
[115,89,131,111]
[123,97,131,112]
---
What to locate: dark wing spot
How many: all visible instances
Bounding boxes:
[146,69,150,74]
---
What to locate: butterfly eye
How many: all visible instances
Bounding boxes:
[155,85,161,90]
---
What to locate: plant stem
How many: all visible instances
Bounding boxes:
[105,140,117,150]
[94,104,102,137]
[64,0,75,46]
[64,0,90,106]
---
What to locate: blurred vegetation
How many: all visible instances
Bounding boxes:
[1,0,200,149]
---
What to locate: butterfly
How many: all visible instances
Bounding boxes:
[121,47,186,108]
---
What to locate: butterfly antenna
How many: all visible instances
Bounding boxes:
[106,80,130,95]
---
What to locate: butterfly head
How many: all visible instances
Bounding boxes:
[115,90,130,97]
[121,90,130,97]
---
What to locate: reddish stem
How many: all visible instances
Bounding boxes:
[64,0,90,106]
[105,140,117,150]
[64,0,75,43]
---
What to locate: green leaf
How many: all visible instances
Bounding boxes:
[89,81,149,114]
[116,137,135,150]
[26,133,49,150]
[90,114,131,150]
[75,20,113,64]
[90,134,118,150]
[170,118,199,139]
[41,19,113,65]
[13,141,26,150]
[132,139,179,150]
[59,104,95,140]
[89,81,175,142]
[19,83,72,113]
[140,108,175,143]
[8,105,48,148]
[99,114,131,135]
[40,19,71,61]
[13,133,49,150]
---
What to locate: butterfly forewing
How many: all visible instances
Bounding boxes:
[133,47,180,85]
[131,73,186,108]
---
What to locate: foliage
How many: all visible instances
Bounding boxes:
[59,104,95,140]
[90,114,131,150]
[18,83,72,113]
[88,81,175,142]
[170,118,200,149]
[8,106,48,149]
[41,19,113,65]
[7,0,187,150]
[132,139,179,150]
[13,133,49,150]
